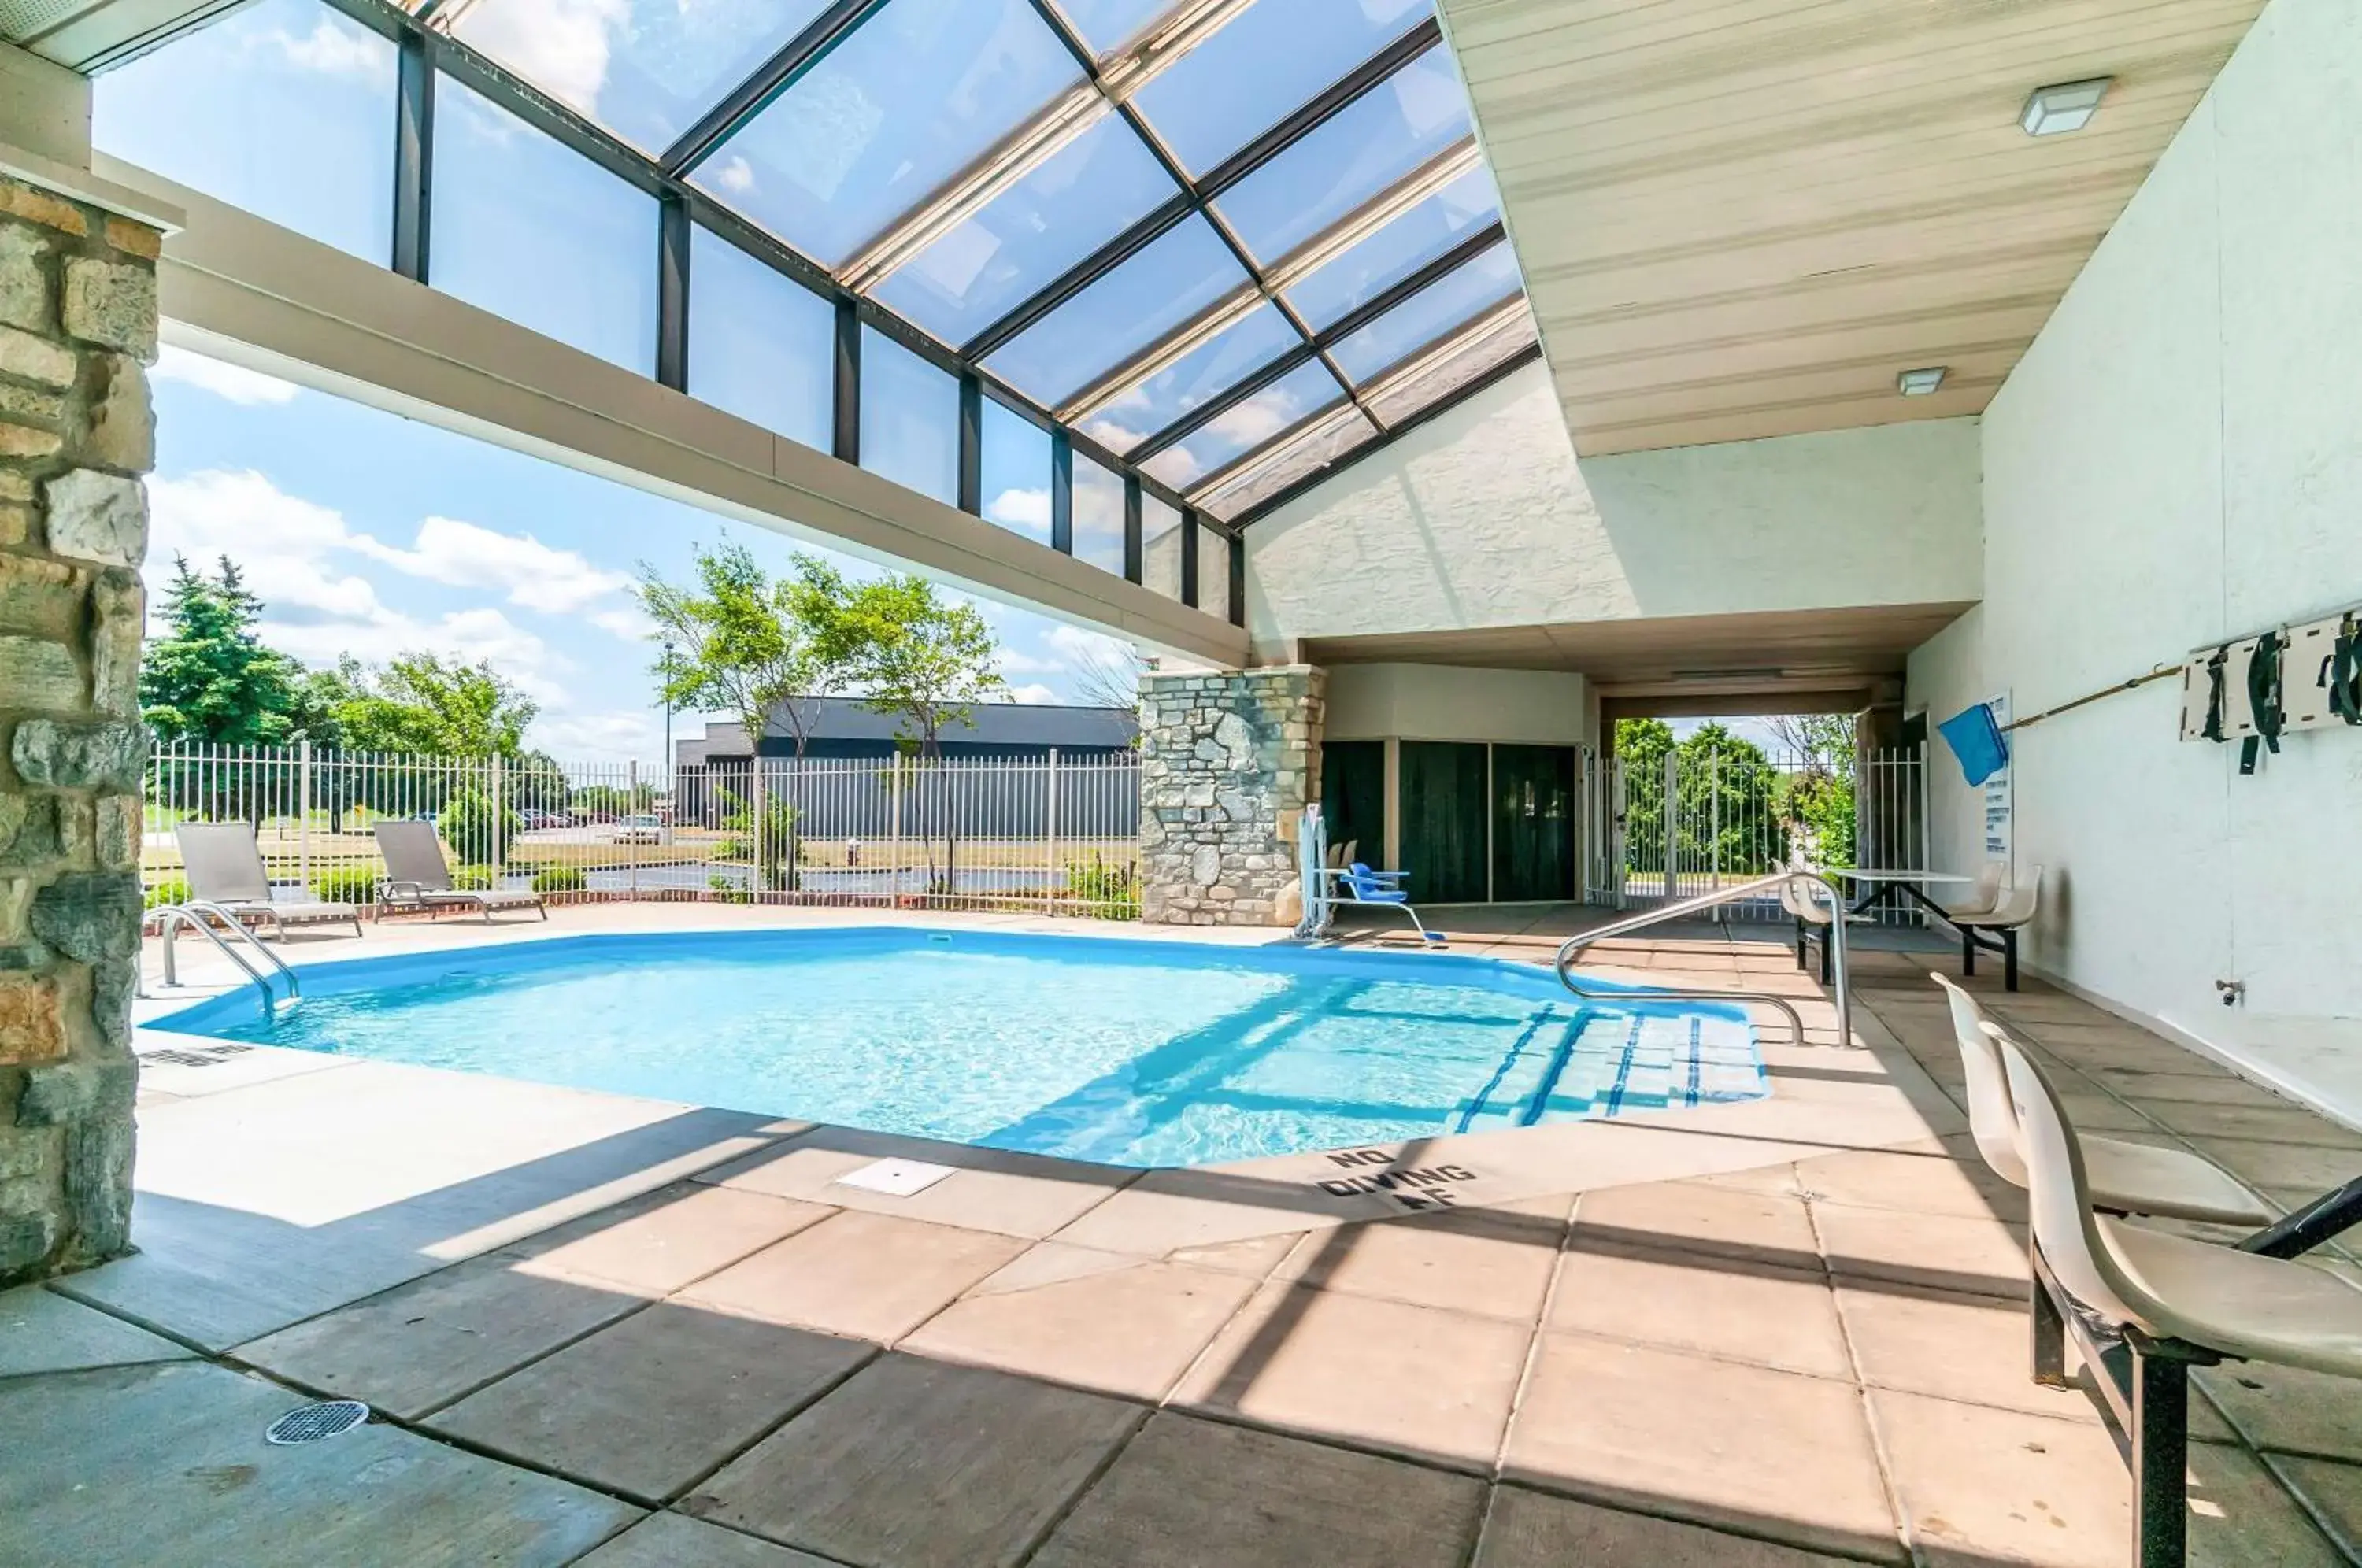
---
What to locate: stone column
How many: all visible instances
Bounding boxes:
[1138,666,1323,928]
[0,173,158,1286]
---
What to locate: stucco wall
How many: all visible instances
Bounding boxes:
[1910,0,2362,1034]
[1245,363,1983,642]
[1324,664,1594,748]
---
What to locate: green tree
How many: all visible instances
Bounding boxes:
[139,556,328,748]
[326,653,538,756]
[636,545,851,759]
[1770,713,1858,869]
[839,575,1005,892]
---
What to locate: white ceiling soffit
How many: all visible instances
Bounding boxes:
[1,0,230,70]
[1439,0,2266,457]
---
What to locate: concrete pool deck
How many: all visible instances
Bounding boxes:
[2,904,2358,1564]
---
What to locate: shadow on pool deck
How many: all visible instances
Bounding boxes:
[8,933,2361,1566]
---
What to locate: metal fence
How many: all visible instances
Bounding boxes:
[142,741,1143,920]
[1582,745,1927,922]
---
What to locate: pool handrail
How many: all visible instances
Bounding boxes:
[1553,870,1850,1050]
[151,900,301,1011]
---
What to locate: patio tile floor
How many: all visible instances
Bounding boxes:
[2,906,2353,1566]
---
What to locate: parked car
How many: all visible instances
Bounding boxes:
[613,815,665,845]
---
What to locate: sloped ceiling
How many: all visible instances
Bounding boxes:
[1441,0,2264,456]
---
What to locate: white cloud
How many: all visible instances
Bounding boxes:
[152,345,302,406]
[996,646,1062,676]
[590,605,657,642]
[533,708,663,760]
[147,469,390,627]
[712,156,757,194]
[1001,683,1058,705]
[354,515,631,614]
[1045,623,1131,664]
[984,486,1050,532]
[265,15,394,84]
[455,0,625,119]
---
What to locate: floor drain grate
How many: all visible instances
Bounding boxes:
[265,1400,370,1444]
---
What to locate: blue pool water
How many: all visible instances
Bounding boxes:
[150,930,1766,1167]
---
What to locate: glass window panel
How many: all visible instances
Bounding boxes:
[92,0,397,264]
[687,226,833,451]
[1077,304,1298,454]
[448,0,831,157]
[695,0,1083,268]
[984,216,1250,405]
[860,327,959,505]
[1330,245,1522,383]
[979,399,1053,544]
[1129,0,1432,174]
[431,75,659,374]
[873,114,1176,348]
[1195,527,1231,622]
[1366,305,1538,425]
[1212,50,1469,263]
[1141,494,1183,599]
[1139,359,1346,489]
[1050,0,1178,54]
[1191,405,1375,520]
[1072,454,1127,575]
[1284,165,1499,330]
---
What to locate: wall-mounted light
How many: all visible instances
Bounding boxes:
[1897,367,1947,396]
[2020,78,2111,136]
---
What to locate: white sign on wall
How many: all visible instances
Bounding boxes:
[1983,690,2013,867]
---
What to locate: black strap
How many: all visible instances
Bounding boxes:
[2249,631,2285,754]
[2201,645,2231,743]
[2328,615,2362,727]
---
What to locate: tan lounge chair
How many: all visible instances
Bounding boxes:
[1932,974,2268,1226]
[2000,1036,2362,1566]
[373,819,547,923]
[174,822,363,938]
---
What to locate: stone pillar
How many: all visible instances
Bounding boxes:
[1138,666,1323,928]
[0,173,158,1286]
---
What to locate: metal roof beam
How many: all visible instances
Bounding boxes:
[960,13,1444,363]
[659,0,890,179]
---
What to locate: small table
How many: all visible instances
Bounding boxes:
[1818,867,1977,920]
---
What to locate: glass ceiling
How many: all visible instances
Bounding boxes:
[416,0,1538,524]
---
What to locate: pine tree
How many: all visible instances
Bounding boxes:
[139,555,329,746]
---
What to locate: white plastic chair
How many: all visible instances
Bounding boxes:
[1999,1036,2362,1566]
[1936,859,2007,921]
[1931,975,2267,1224]
[1779,872,1864,985]
[1954,864,2042,990]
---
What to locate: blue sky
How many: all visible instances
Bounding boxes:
[144,347,1132,763]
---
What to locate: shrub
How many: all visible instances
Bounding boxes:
[1064,855,1139,921]
[448,864,496,892]
[532,864,588,894]
[144,876,189,910]
[312,866,379,906]
[439,787,521,867]
[708,872,752,905]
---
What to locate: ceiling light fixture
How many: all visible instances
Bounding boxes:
[2020,78,2111,136]
[1897,367,1947,397]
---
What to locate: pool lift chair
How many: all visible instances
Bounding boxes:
[1997,1034,2362,1567]
[1335,862,1445,945]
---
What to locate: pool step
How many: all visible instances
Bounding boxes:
[1454,1010,1764,1133]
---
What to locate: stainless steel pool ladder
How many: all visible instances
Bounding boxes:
[1552,871,1850,1050]
[148,900,301,1012]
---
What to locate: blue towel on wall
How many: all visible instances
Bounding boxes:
[1938,702,2009,787]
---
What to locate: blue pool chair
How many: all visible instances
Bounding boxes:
[1338,863,1445,943]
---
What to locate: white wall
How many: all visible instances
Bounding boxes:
[1326,664,1594,748]
[1911,0,2362,1034]
[1246,363,1983,642]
